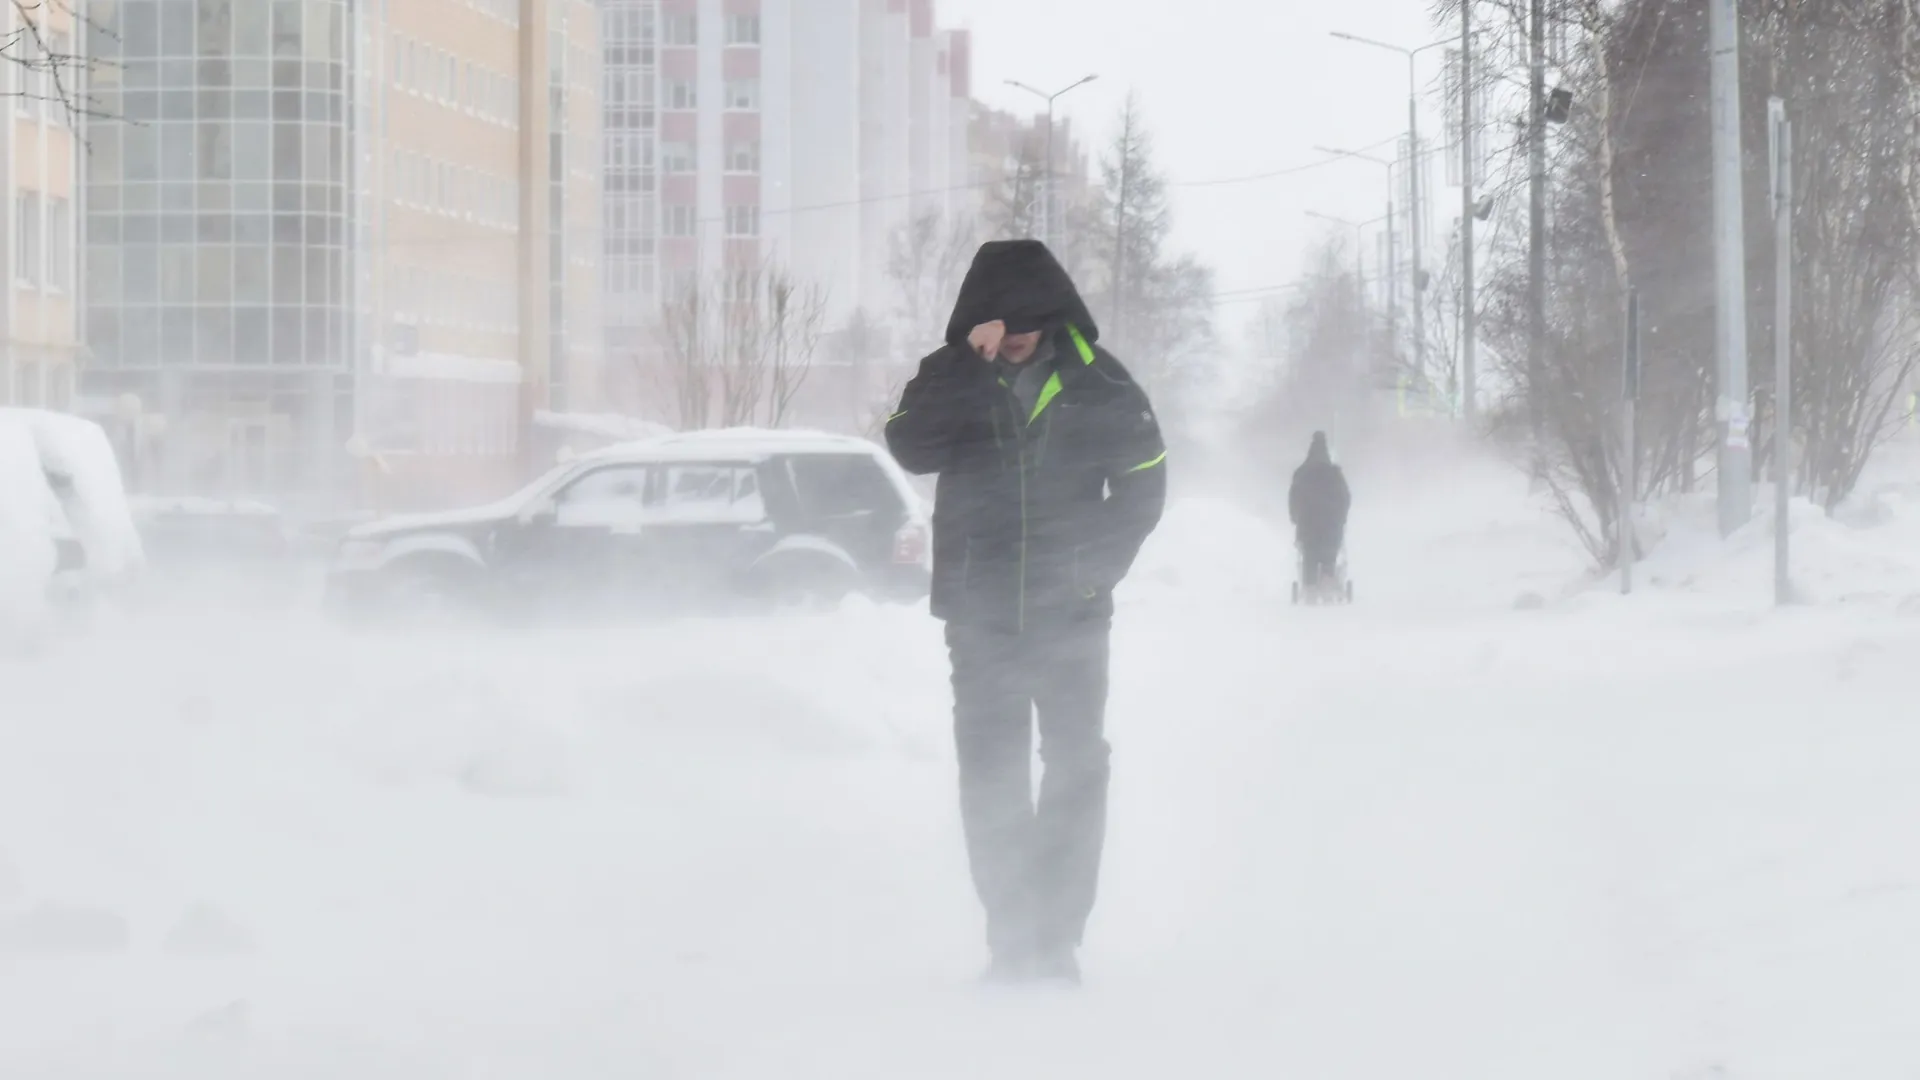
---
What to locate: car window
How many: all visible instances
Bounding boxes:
[784,453,901,518]
[661,464,766,524]
[552,464,652,527]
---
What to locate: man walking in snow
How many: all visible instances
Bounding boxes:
[885,240,1168,986]
[1289,431,1351,589]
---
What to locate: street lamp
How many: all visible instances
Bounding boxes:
[1005,74,1099,247]
[1305,210,1387,298]
[1330,31,1456,391]
[1314,145,1400,358]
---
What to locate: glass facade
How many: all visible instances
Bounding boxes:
[601,0,658,342]
[84,0,353,370]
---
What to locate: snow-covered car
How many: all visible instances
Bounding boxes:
[0,409,145,641]
[325,428,933,624]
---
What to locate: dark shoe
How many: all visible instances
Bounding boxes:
[1031,947,1081,985]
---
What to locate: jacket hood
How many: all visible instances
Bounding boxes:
[944,240,1099,347]
[1306,431,1331,464]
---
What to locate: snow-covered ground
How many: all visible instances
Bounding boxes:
[3,442,1918,1079]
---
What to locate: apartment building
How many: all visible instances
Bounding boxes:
[0,2,83,410]
[602,0,972,417]
[80,0,600,508]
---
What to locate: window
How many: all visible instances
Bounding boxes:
[724,140,759,173]
[724,204,759,238]
[664,204,696,237]
[662,13,697,45]
[665,80,696,110]
[14,192,40,285]
[725,14,761,45]
[553,464,652,528]
[16,49,41,118]
[661,465,765,523]
[46,196,70,290]
[723,78,759,110]
[50,32,72,126]
[785,454,905,518]
[660,140,695,174]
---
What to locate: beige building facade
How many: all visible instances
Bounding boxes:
[1,1,83,411]
[80,0,600,508]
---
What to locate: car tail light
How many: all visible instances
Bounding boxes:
[893,520,929,565]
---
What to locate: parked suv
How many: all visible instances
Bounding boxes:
[325,429,931,624]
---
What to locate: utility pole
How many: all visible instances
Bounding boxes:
[1385,194,1397,356]
[1770,96,1792,604]
[1710,0,1752,536]
[1005,75,1099,247]
[1307,210,1391,331]
[1315,145,1402,373]
[1407,70,1427,391]
[1459,2,1477,422]
[1329,33,1455,392]
[1527,0,1547,477]
[1621,288,1641,594]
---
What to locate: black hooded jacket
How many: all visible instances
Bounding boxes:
[885,240,1168,631]
[1289,433,1351,548]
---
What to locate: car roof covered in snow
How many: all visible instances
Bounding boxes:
[583,427,889,465]
[131,496,283,518]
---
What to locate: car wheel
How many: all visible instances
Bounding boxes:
[754,556,854,615]
[362,558,481,627]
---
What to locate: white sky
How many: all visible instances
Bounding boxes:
[941,0,1453,328]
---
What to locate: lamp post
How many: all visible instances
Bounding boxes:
[1709,0,1752,536]
[1330,32,1456,391]
[1315,146,1400,368]
[1005,74,1099,247]
[1306,209,1393,306]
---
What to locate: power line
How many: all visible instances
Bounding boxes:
[382,134,1426,247]
[685,132,1413,223]
[1170,134,1403,189]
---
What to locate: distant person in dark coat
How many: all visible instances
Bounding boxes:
[1289,431,1351,587]
[884,239,1167,986]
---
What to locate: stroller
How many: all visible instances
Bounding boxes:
[1290,541,1354,605]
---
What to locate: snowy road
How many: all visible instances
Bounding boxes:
[4,460,1918,1079]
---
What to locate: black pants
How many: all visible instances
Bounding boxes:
[1299,529,1342,585]
[945,618,1112,961]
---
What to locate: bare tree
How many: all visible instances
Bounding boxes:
[7,0,118,124]
[886,209,977,349]
[653,274,718,430]
[1089,92,1220,435]
[1440,0,1920,565]
[982,132,1044,243]
[760,268,828,429]
[649,258,829,432]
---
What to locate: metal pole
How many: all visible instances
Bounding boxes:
[1771,99,1792,604]
[1386,196,1397,359]
[1621,288,1640,595]
[1711,0,1752,536]
[1527,0,1547,479]
[1408,56,1426,391]
[1354,223,1365,309]
[1043,99,1056,246]
[1460,2,1477,422]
